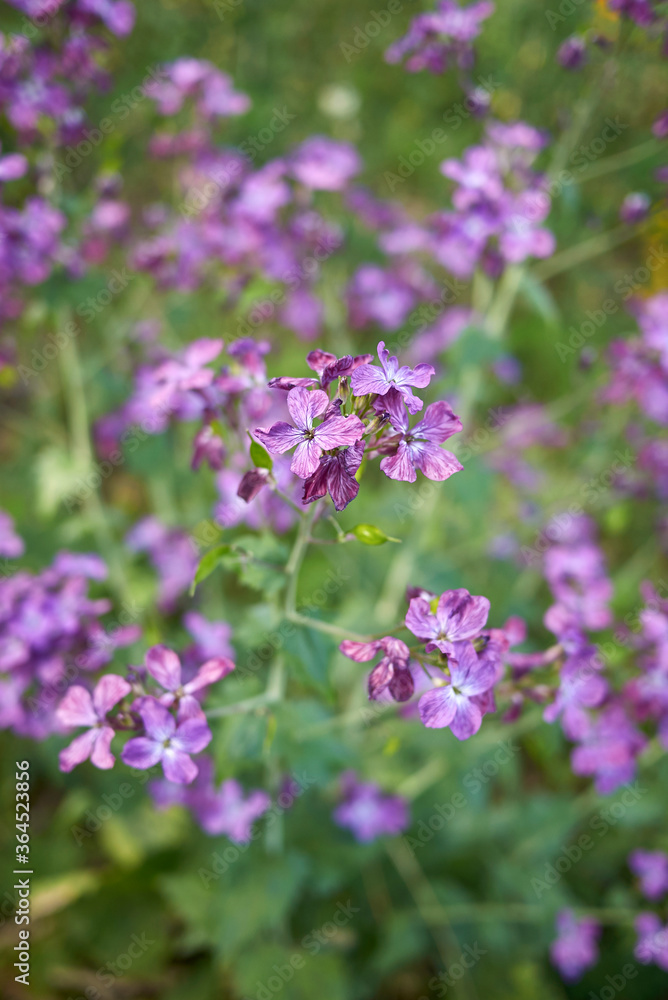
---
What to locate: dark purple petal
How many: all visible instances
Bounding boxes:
[237,468,270,502]
[389,665,415,702]
[368,658,394,699]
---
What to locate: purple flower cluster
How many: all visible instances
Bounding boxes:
[341,587,513,739]
[251,342,462,510]
[125,517,198,614]
[385,0,494,74]
[333,771,409,842]
[550,910,601,982]
[0,515,139,739]
[57,644,234,783]
[602,293,668,426]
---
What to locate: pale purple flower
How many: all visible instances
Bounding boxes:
[0,152,27,181]
[289,136,361,190]
[121,697,211,784]
[571,703,647,794]
[56,675,131,772]
[634,912,668,970]
[347,266,419,332]
[543,646,608,740]
[557,36,588,69]
[196,778,271,841]
[334,771,409,842]
[0,510,24,558]
[405,587,490,655]
[620,192,651,225]
[550,910,600,981]
[350,341,434,415]
[340,635,415,702]
[183,611,234,663]
[254,386,364,479]
[629,850,668,901]
[418,640,496,737]
[385,0,494,74]
[376,387,463,483]
[143,644,234,719]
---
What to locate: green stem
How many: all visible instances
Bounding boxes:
[533,223,647,282]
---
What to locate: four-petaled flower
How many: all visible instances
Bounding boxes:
[254,386,364,478]
[144,644,235,719]
[121,697,212,783]
[405,587,490,655]
[57,675,131,772]
[350,341,435,414]
[418,640,496,737]
[376,387,463,482]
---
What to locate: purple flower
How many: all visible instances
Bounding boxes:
[289,136,361,190]
[302,440,365,511]
[191,424,225,471]
[543,645,608,740]
[196,778,271,841]
[253,386,364,479]
[0,510,24,558]
[121,698,211,783]
[385,0,494,74]
[550,910,600,981]
[571,703,647,794]
[143,644,235,719]
[629,850,668,901]
[350,342,435,414]
[557,36,588,69]
[635,913,668,970]
[418,640,496,737]
[182,611,234,663]
[56,675,131,772]
[619,192,651,225]
[334,771,409,842]
[340,635,415,702]
[376,387,463,483]
[405,587,491,655]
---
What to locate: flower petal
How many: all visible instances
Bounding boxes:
[339,639,383,662]
[162,747,199,784]
[413,400,462,443]
[92,674,131,716]
[56,685,97,728]
[90,725,116,769]
[253,422,304,455]
[286,386,328,430]
[59,729,97,772]
[121,736,164,770]
[314,414,365,449]
[184,657,235,694]
[173,716,212,754]
[405,596,439,640]
[290,438,322,478]
[138,698,176,741]
[350,364,391,397]
[380,442,417,482]
[412,443,463,481]
[145,645,182,691]
[448,696,483,740]
[419,686,458,728]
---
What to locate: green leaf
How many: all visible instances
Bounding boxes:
[249,437,273,470]
[190,544,232,594]
[351,523,400,546]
